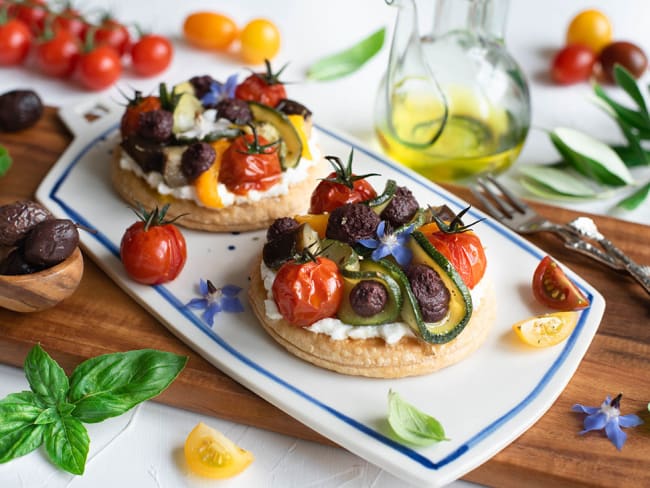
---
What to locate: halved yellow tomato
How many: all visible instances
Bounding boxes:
[184,422,254,479]
[512,311,579,347]
[294,213,329,238]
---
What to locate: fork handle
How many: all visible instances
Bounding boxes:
[561,239,625,271]
[596,238,650,296]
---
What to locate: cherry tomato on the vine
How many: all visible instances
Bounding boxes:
[234,60,287,107]
[0,17,32,65]
[52,7,88,41]
[551,44,596,85]
[13,0,48,35]
[566,9,612,54]
[77,45,122,90]
[272,257,343,327]
[130,34,173,76]
[532,256,590,311]
[34,29,80,77]
[239,18,280,65]
[93,16,130,57]
[120,205,187,285]
[218,133,281,195]
[182,11,238,51]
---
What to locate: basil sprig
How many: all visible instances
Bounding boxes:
[519,65,650,210]
[0,345,187,475]
[387,390,449,446]
[0,144,11,177]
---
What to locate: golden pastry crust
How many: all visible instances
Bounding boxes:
[248,257,496,378]
[111,147,328,232]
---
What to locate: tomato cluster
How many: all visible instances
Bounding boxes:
[0,1,173,90]
[551,9,647,85]
[183,11,280,65]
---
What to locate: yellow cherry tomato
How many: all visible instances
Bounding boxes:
[566,9,612,54]
[184,422,254,479]
[183,12,239,51]
[239,18,281,64]
[512,311,579,348]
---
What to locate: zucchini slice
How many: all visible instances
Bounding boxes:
[248,102,303,169]
[365,179,397,213]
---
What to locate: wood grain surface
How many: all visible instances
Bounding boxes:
[1,108,649,486]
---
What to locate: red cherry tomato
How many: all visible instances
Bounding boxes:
[272,257,343,327]
[130,34,173,76]
[120,208,187,285]
[422,227,487,289]
[93,16,130,56]
[0,17,32,65]
[52,7,88,40]
[551,44,596,85]
[532,256,590,310]
[309,173,377,214]
[34,29,80,77]
[234,61,287,107]
[120,93,162,138]
[77,45,122,90]
[218,133,282,195]
[13,0,47,35]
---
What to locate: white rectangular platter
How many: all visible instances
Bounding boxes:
[36,100,605,487]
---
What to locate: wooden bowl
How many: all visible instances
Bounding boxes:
[0,247,84,312]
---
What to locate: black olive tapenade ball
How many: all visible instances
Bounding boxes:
[215,98,252,125]
[137,109,174,142]
[405,263,450,323]
[380,186,419,228]
[181,142,216,182]
[276,99,312,118]
[189,75,217,100]
[267,217,300,242]
[326,203,380,245]
[350,280,389,317]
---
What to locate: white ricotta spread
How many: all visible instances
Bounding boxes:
[260,261,486,345]
[119,127,322,209]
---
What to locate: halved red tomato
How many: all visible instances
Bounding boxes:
[532,256,589,310]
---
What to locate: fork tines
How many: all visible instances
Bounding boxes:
[470,175,529,219]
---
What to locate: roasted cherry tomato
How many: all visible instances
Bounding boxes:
[566,9,612,54]
[218,132,282,195]
[239,18,281,65]
[272,257,343,327]
[52,7,88,40]
[234,60,287,107]
[420,225,487,289]
[532,256,590,310]
[551,44,596,85]
[309,154,377,214]
[13,0,48,35]
[130,34,173,76]
[0,16,32,65]
[34,29,80,77]
[77,44,122,90]
[120,205,187,285]
[599,41,648,82]
[120,92,162,138]
[93,15,130,56]
[182,11,238,51]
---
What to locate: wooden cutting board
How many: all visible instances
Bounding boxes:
[1,108,649,487]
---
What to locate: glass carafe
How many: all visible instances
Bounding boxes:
[375,0,530,183]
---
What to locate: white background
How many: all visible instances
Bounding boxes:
[0,0,648,487]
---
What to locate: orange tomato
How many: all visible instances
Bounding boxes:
[239,18,281,64]
[183,12,238,51]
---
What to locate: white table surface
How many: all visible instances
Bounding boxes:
[1,1,648,487]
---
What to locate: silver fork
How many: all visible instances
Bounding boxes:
[469,175,650,297]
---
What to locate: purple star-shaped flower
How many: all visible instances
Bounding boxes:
[357,221,414,267]
[186,279,244,326]
[572,393,643,450]
[200,73,239,106]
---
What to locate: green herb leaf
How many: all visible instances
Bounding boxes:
[593,85,650,133]
[0,145,11,177]
[617,181,650,210]
[24,345,69,407]
[34,407,59,425]
[0,392,46,463]
[613,64,648,115]
[612,144,650,167]
[68,349,187,423]
[307,27,385,81]
[518,165,599,198]
[550,127,634,186]
[45,416,89,475]
[387,390,448,446]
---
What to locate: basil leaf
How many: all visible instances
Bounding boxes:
[34,407,59,425]
[0,392,46,463]
[68,349,187,423]
[0,145,11,177]
[550,127,634,186]
[45,416,89,475]
[518,165,599,198]
[613,64,648,115]
[617,181,650,210]
[307,27,385,81]
[24,344,69,407]
[387,390,448,446]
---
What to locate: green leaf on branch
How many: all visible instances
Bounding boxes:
[517,164,601,199]
[613,64,648,115]
[307,27,385,81]
[0,145,11,177]
[616,181,650,210]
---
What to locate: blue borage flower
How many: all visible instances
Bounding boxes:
[186,279,244,326]
[200,73,239,106]
[572,393,643,450]
[357,221,414,267]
